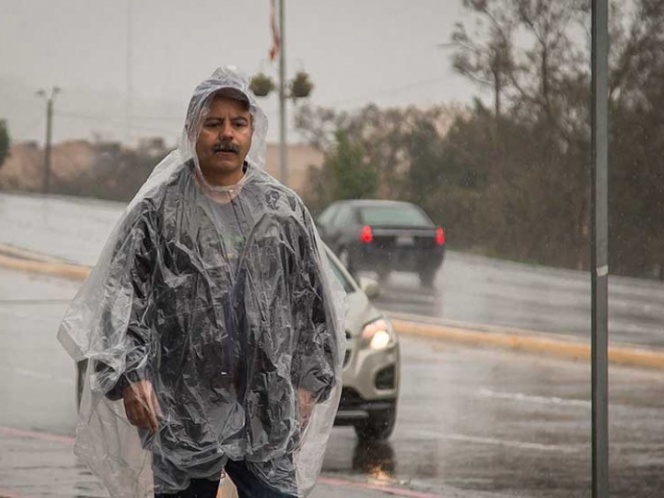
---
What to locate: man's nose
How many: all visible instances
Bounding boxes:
[219,122,234,139]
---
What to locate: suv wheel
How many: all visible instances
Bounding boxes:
[354,404,397,441]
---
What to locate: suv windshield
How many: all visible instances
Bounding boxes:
[359,205,432,227]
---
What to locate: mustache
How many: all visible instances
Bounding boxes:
[213,141,239,154]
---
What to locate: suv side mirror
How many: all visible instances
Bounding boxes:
[358,276,381,300]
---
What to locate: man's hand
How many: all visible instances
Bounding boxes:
[298,388,314,430]
[122,380,161,434]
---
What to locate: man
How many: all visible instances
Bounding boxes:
[58,67,346,498]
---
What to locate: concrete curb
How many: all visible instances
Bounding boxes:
[0,253,90,281]
[389,313,664,370]
[2,245,663,371]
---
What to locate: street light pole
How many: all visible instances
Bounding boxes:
[37,87,60,194]
[591,0,609,496]
[278,0,288,187]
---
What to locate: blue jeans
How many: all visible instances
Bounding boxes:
[154,477,220,498]
[226,459,298,498]
[154,459,297,498]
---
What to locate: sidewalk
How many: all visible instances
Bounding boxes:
[0,426,457,498]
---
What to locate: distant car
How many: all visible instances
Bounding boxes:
[316,199,445,287]
[77,245,400,441]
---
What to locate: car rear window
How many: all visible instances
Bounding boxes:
[359,205,432,227]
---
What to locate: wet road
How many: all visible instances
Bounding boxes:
[0,270,80,434]
[1,191,663,349]
[0,192,124,267]
[2,267,664,497]
[370,252,664,349]
[327,339,664,497]
[0,268,103,496]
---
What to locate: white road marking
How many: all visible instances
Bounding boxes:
[442,434,581,453]
[405,429,582,453]
[475,388,591,408]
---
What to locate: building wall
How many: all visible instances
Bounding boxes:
[0,142,46,191]
[265,143,323,196]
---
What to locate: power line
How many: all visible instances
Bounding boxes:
[55,109,182,123]
[324,77,450,109]
[54,109,180,136]
[258,76,452,116]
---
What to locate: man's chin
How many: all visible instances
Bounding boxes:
[199,162,244,183]
[214,160,240,169]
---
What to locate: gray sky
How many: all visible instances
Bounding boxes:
[0,0,478,146]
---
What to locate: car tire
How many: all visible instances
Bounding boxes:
[354,404,397,441]
[377,269,390,284]
[418,268,436,288]
[76,360,87,411]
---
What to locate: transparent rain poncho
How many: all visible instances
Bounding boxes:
[57,67,346,497]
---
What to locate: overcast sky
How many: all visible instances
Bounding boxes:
[0,0,480,146]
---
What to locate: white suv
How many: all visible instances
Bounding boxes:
[325,246,400,441]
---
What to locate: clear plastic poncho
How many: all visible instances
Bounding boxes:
[57,67,346,498]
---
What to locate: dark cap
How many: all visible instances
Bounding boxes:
[213,87,250,109]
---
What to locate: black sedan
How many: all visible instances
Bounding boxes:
[316,199,445,287]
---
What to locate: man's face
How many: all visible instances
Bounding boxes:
[195,95,253,186]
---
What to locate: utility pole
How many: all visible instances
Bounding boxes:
[278,0,288,187]
[126,0,133,144]
[36,87,61,194]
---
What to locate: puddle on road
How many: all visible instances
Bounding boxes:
[352,439,396,480]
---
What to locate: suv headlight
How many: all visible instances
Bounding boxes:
[361,318,395,350]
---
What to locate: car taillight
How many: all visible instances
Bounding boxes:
[359,225,373,244]
[435,227,445,246]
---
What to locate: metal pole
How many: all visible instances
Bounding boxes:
[126,0,133,144]
[43,96,53,194]
[278,0,288,186]
[591,0,609,496]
